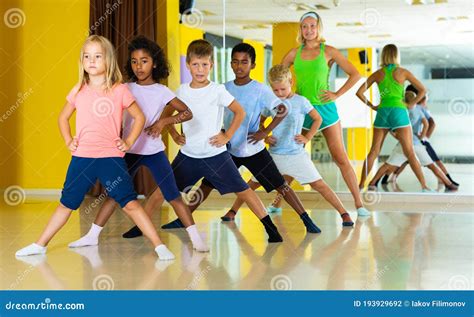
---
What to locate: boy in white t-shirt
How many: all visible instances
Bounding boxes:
[170,40,283,243]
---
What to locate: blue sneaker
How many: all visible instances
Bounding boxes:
[267,205,282,213]
[357,207,371,217]
[422,188,436,193]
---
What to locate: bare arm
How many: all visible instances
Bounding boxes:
[145,97,193,138]
[356,72,378,110]
[209,100,245,147]
[58,102,77,151]
[426,117,436,138]
[248,104,287,144]
[281,48,297,67]
[117,102,145,152]
[295,109,321,144]
[321,46,361,102]
[404,70,426,107]
[419,117,429,140]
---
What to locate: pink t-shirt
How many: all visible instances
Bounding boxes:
[123,82,176,155]
[66,83,135,158]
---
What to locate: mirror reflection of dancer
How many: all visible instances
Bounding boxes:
[381,85,459,188]
[282,11,370,217]
[366,90,458,191]
[357,44,431,192]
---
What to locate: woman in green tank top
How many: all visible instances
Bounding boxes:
[356,44,430,191]
[282,11,370,217]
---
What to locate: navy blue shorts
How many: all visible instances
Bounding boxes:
[421,140,440,162]
[125,151,181,202]
[202,149,285,193]
[171,151,249,195]
[60,156,137,210]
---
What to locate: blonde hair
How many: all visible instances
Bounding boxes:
[297,12,325,45]
[268,64,292,84]
[78,35,123,91]
[186,39,214,63]
[380,44,400,67]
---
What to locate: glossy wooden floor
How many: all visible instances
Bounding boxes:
[1,196,473,291]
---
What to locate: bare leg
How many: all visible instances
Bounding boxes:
[435,160,449,175]
[369,163,393,187]
[235,188,283,242]
[16,204,73,256]
[396,127,428,189]
[161,182,214,229]
[122,200,163,247]
[271,176,294,209]
[37,204,73,246]
[358,127,389,190]
[221,179,261,220]
[394,161,409,177]
[426,164,457,190]
[309,180,353,225]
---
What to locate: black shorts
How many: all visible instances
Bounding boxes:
[421,140,440,162]
[202,149,285,193]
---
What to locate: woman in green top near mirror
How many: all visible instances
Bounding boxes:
[356,44,430,191]
[282,11,370,216]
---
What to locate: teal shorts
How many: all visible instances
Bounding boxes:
[303,102,339,131]
[373,107,410,131]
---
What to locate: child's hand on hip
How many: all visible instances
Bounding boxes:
[247,130,267,145]
[209,132,229,147]
[145,121,164,139]
[68,137,78,152]
[265,136,277,146]
[172,133,186,145]
[294,134,309,144]
[115,138,130,152]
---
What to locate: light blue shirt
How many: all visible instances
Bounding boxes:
[223,80,282,157]
[409,105,426,145]
[264,94,314,155]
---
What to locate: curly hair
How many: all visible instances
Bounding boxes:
[125,35,170,83]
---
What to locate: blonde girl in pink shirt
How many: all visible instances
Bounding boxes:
[16,35,175,261]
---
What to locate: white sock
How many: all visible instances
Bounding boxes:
[186,225,209,252]
[68,223,103,248]
[15,243,47,257]
[155,244,175,261]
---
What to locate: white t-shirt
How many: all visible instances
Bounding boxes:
[177,82,235,158]
[123,82,176,155]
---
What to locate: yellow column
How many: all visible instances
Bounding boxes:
[346,47,376,162]
[157,0,180,160]
[272,22,309,191]
[243,39,265,82]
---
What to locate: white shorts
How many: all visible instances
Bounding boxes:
[252,151,322,185]
[387,143,433,167]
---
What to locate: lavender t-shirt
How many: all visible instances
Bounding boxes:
[123,82,176,155]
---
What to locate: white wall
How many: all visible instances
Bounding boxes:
[381,78,474,157]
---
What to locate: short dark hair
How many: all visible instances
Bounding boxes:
[231,43,256,64]
[405,84,418,94]
[186,39,213,63]
[125,35,170,83]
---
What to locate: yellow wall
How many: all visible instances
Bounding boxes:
[1,0,89,189]
[0,0,22,189]
[243,39,265,82]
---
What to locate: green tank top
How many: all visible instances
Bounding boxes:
[293,43,330,105]
[377,65,406,109]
